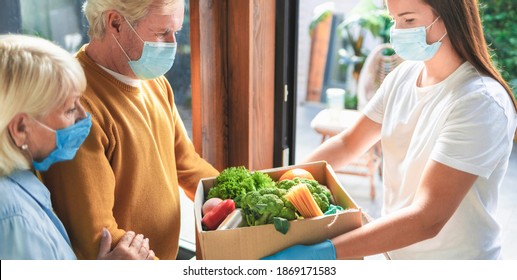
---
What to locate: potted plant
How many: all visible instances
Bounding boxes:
[338,0,395,109]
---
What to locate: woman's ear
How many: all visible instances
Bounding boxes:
[8,113,29,147]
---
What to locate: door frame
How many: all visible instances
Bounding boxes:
[273,0,299,167]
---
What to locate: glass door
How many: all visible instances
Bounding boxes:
[273,0,299,167]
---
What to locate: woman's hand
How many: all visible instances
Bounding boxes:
[261,240,336,260]
[97,228,155,260]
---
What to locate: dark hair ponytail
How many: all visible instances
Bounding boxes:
[423,0,516,111]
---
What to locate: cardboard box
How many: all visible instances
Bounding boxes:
[194,161,363,260]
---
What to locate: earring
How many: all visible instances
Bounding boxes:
[21,144,28,150]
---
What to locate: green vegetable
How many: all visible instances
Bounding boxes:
[208,168,334,229]
[251,171,276,189]
[277,178,332,213]
[273,217,290,234]
[207,166,275,208]
[241,187,297,227]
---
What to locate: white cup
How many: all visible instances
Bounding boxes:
[326,88,345,121]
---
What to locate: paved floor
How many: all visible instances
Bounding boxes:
[295,102,517,260]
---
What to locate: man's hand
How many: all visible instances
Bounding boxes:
[97,228,155,260]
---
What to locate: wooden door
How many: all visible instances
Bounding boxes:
[190,0,276,171]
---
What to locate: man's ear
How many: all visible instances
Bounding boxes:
[8,113,29,147]
[106,10,122,33]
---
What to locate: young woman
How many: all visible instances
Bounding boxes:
[0,34,154,260]
[265,0,517,260]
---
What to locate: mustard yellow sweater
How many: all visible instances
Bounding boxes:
[41,45,219,260]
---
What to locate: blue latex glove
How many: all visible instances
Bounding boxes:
[261,239,336,260]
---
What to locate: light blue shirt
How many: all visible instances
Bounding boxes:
[0,170,76,260]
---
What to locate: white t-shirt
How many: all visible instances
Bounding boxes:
[364,61,517,259]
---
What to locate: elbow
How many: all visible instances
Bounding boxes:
[421,221,444,240]
[409,206,449,241]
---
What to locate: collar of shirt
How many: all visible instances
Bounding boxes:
[97,64,142,88]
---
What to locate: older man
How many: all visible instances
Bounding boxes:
[41,0,219,260]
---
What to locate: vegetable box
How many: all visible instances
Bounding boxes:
[194,161,363,260]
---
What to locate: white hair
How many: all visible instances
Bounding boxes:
[83,0,183,39]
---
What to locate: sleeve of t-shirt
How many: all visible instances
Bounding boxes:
[363,88,384,124]
[363,73,390,124]
[431,92,510,178]
[362,61,413,124]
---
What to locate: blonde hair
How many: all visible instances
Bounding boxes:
[83,0,183,39]
[0,34,86,176]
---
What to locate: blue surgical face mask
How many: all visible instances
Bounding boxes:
[113,18,177,80]
[32,113,92,171]
[390,16,447,61]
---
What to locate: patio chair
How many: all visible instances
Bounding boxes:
[311,43,402,200]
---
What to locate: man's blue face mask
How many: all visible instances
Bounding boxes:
[112,18,177,80]
[32,113,92,171]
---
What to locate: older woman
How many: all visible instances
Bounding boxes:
[0,34,154,260]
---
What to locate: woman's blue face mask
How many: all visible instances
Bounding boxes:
[112,18,177,80]
[32,113,92,171]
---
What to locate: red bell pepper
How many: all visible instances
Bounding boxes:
[201,199,236,230]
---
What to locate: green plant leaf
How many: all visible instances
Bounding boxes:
[273,217,290,235]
